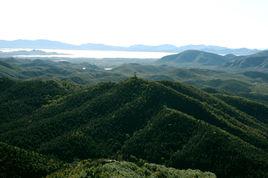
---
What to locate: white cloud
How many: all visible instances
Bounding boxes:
[0,0,267,48]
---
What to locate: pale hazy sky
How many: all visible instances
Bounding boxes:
[0,0,267,48]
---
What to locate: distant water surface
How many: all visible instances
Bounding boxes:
[0,48,173,59]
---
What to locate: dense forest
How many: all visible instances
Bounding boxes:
[0,75,267,177]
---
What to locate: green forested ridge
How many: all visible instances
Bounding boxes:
[122,108,268,178]
[0,77,267,178]
[214,94,268,124]
[0,78,73,124]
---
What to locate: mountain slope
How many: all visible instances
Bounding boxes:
[158,50,229,66]
[225,50,268,69]
[122,107,268,178]
[0,78,267,177]
[0,78,72,124]
[214,94,268,124]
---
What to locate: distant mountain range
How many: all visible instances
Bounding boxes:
[0,39,260,55]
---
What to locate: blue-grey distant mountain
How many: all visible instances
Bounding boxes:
[0,49,63,57]
[176,44,260,56]
[0,39,260,55]
[225,50,268,69]
[159,49,268,70]
[127,44,179,52]
[0,40,75,49]
[158,50,230,66]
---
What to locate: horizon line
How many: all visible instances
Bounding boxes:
[0,39,264,50]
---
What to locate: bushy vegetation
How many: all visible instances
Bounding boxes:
[0,142,62,178]
[47,159,216,178]
[0,78,72,124]
[1,141,215,178]
[215,94,268,124]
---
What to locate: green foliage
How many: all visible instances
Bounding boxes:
[215,94,268,124]
[122,108,268,178]
[0,142,62,178]
[0,78,71,124]
[47,159,216,178]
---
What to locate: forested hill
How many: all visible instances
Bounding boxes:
[158,50,228,66]
[0,77,267,177]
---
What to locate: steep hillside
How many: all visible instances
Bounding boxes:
[214,94,268,124]
[0,78,267,177]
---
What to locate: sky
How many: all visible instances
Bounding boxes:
[0,0,267,48]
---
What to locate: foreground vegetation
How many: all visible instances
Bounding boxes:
[0,77,267,177]
[47,159,216,178]
[0,142,215,178]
